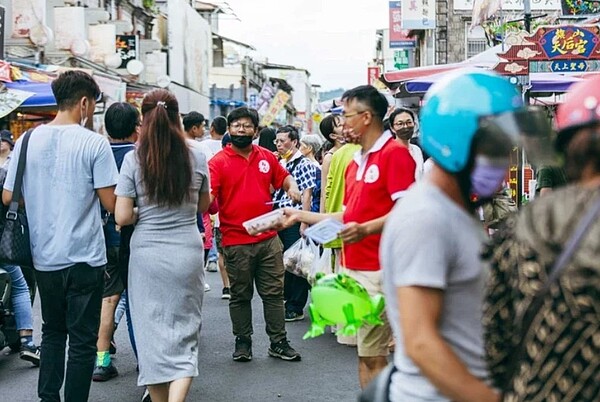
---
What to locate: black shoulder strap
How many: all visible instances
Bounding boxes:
[8,129,33,217]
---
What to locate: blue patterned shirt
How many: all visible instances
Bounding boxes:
[274,151,317,210]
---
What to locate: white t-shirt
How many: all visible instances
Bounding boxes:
[423,158,435,176]
[408,143,424,181]
[198,138,222,161]
[190,138,221,226]
[380,182,488,401]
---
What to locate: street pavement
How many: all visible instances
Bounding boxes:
[0,269,361,401]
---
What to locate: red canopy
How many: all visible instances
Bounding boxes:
[381,63,463,84]
[380,45,505,88]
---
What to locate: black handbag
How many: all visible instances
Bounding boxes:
[0,129,33,267]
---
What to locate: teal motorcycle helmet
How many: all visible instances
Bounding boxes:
[419,70,525,173]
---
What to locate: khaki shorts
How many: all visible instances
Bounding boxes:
[343,267,391,358]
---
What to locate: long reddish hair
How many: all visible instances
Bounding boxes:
[137,89,192,206]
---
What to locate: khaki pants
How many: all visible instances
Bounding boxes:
[222,236,287,343]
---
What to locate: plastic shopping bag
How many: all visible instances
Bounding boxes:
[284,238,319,278]
[309,247,333,285]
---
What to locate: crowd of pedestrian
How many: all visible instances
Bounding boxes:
[0,67,598,402]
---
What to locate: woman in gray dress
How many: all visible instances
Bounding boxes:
[115,89,210,402]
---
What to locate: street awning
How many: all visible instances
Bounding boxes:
[404,72,582,94]
[381,44,505,88]
[4,81,56,108]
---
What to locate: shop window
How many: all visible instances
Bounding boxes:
[465,24,489,60]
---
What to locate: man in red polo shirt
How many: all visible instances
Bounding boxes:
[282,85,415,387]
[209,106,302,363]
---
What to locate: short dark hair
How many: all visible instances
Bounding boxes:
[227,107,259,128]
[105,102,140,140]
[389,108,416,127]
[342,85,388,123]
[51,70,101,111]
[182,111,205,132]
[258,127,277,152]
[319,114,341,143]
[211,116,227,136]
[276,125,299,143]
[221,132,231,148]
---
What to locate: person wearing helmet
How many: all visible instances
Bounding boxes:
[379,70,539,401]
[483,76,600,401]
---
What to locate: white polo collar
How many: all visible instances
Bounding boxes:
[352,131,393,167]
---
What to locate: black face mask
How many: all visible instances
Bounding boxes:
[230,134,253,149]
[396,127,414,141]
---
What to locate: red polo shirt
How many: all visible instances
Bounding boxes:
[343,133,416,271]
[209,144,290,246]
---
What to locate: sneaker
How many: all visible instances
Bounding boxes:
[221,287,231,300]
[285,311,304,322]
[19,344,40,366]
[204,283,211,292]
[206,260,218,272]
[141,388,152,402]
[92,362,119,382]
[268,339,301,361]
[232,336,252,362]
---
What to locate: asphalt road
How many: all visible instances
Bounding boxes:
[0,270,361,402]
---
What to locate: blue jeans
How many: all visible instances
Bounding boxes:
[36,263,104,402]
[207,235,218,262]
[3,264,33,331]
[114,290,138,359]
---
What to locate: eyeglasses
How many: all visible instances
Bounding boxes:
[341,110,368,120]
[273,138,287,144]
[393,120,415,128]
[230,123,255,131]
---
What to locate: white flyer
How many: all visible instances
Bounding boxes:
[304,219,345,244]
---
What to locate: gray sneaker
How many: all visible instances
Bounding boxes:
[19,344,40,367]
[268,339,301,361]
[206,261,218,272]
[92,362,119,382]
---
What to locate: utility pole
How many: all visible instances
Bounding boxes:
[524,0,532,33]
[519,0,532,207]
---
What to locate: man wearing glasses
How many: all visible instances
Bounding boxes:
[281,85,416,388]
[208,107,303,363]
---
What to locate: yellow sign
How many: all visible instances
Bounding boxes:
[260,90,290,126]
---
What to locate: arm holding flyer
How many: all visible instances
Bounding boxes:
[341,213,390,243]
[282,208,390,244]
[242,207,390,244]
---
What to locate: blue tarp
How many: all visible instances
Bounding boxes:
[210,98,246,107]
[4,81,56,108]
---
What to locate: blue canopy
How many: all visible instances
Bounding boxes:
[4,81,56,108]
[405,72,581,94]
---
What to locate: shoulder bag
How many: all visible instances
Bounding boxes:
[0,129,33,267]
